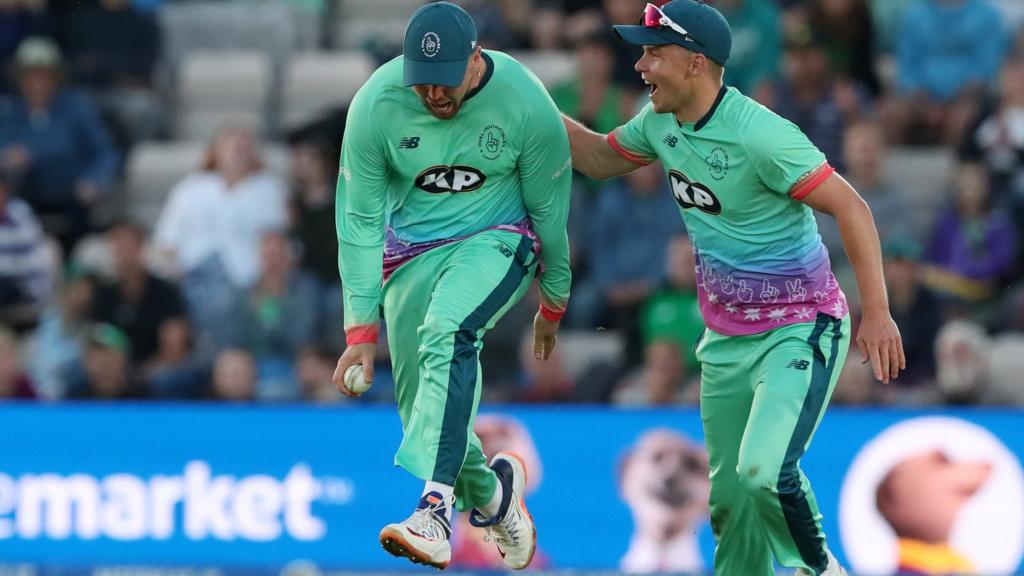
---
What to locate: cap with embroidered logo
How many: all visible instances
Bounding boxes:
[403,2,478,88]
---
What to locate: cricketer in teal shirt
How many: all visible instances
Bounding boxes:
[562,2,905,575]
[332,2,568,571]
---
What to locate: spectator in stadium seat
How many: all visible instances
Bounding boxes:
[90,220,202,398]
[240,231,319,401]
[806,0,880,95]
[640,234,704,373]
[297,343,346,404]
[960,55,1024,256]
[587,161,686,366]
[817,121,926,279]
[209,348,256,402]
[883,238,943,388]
[923,162,1018,305]
[934,319,991,404]
[884,0,1007,145]
[759,25,870,173]
[67,322,146,400]
[153,122,288,359]
[716,0,782,96]
[24,264,95,400]
[0,168,52,332]
[62,0,163,145]
[0,327,35,398]
[287,137,343,346]
[0,37,119,256]
[0,0,51,94]
[612,340,695,406]
[551,28,632,138]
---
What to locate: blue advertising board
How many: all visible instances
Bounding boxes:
[0,404,1021,574]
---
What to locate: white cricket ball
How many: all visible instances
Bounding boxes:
[344,364,371,395]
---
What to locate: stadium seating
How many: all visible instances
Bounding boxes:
[175,52,273,140]
[280,51,374,131]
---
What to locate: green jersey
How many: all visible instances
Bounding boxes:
[337,50,572,342]
[610,86,847,336]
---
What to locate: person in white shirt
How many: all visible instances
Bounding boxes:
[154,122,286,358]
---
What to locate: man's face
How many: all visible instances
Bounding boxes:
[636,44,697,115]
[411,51,481,120]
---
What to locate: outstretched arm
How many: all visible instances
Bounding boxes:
[562,115,644,180]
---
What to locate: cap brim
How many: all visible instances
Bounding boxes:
[403,58,468,87]
[612,24,679,47]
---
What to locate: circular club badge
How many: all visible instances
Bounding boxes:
[839,416,1024,575]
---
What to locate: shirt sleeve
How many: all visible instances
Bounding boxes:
[747,112,832,200]
[519,83,573,319]
[336,87,389,345]
[607,102,657,166]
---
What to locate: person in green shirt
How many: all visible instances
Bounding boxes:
[561,1,904,574]
[331,2,572,570]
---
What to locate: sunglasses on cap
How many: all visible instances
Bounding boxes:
[641,2,702,47]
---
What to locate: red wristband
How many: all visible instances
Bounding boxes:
[345,325,379,345]
[539,304,564,323]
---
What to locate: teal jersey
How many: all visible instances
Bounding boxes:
[337,50,573,340]
[610,87,847,336]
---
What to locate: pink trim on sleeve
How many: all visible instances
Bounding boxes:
[607,130,654,166]
[790,163,836,201]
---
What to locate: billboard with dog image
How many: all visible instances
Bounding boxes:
[0,405,1022,573]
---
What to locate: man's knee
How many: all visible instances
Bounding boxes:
[737,459,779,498]
[418,314,462,349]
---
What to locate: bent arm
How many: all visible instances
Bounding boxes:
[801,172,887,314]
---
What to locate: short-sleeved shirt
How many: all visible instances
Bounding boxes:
[609,86,847,336]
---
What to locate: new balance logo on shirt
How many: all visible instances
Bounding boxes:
[663,134,678,147]
[786,359,810,371]
[399,137,420,149]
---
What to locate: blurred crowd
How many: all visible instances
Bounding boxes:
[1,0,1024,407]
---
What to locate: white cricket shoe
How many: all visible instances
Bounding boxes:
[468,451,537,570]
[379,492,452,570]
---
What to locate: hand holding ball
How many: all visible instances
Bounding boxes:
[344,364,371,395]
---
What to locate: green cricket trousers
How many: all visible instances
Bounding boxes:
[696,313,850,575]
[382,229,536,512]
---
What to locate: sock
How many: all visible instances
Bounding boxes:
[478,478,504,519]
[420,481,454,522]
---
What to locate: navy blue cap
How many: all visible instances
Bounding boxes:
[403,2,478,87]
[613,0,732,66]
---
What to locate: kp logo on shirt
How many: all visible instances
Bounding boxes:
[415,165,487,193]
[667,169,721,215]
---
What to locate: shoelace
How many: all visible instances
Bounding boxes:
[483,503,522,549]
[406,495,453,541]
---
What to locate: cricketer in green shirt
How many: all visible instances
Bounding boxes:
[338,49,572,343]
[561,2,904,575]
[333,2,569,571]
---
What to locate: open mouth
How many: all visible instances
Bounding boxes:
[644,78,658,97]
[431,101,454,114]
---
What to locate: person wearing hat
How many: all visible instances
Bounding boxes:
[562,1,904,574]
[0,36,118,256]
[331,2,571,570]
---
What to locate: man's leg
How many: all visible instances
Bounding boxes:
[736,313,850,574]
[389,230,536,510]
[699,329,775,576]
